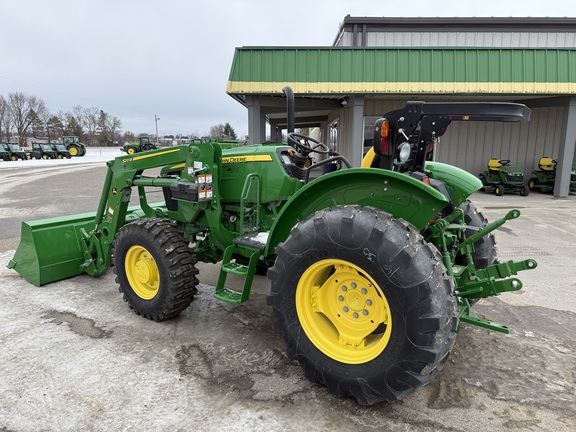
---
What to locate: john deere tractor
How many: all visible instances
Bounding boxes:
[62,136,87,157]
[8,87,537,405]
[122,136,158,154]
[529,157,576,193]
[479,158,529,196]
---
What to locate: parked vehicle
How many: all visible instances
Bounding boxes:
[9,88,537,406]
[479,158,529,196]
[30,142,58,159]
[529,157,576,193]
[0,145,9,161]
[122,136,157,154]
[49,143,72,159]
[0,142,29,160]
[62,136,86,157]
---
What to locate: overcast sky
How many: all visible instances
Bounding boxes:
[2,0,576,139]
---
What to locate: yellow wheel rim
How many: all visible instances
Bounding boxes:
[127,148,135,155]
[296,259,392,364]
[125,245,160,300]
[69,147,78,156]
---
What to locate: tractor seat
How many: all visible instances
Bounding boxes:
[538,157,555,171]
[488,159,503,172]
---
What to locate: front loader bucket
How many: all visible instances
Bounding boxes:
[7,212,97,287]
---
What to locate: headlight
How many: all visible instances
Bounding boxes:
[398,142,411,162]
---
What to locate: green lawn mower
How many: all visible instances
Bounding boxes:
[529,157,576,193]
[479,158,529,196]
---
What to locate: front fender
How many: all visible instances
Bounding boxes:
[425,161,483,206]
[264,168,449,256]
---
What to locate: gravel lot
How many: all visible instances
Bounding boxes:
[0,149,574,431]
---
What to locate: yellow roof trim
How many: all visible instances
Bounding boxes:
[227,81,576,94]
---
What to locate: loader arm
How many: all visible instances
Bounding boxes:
[8,144,221,286]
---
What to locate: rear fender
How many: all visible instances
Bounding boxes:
[424,161,483,207]
[264,168,449,256]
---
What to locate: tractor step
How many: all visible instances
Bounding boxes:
[215,243,264,304]
[221,261,251,276]
[213,286,245,304]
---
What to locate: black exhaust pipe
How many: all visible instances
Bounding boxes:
[282,86,295,134]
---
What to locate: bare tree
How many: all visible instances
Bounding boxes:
[74,106,101,145]
[210,122,237,140]
[6,92,47,143]
[57,111,83,138]
[96,110,122,145]
[0,95,8,141]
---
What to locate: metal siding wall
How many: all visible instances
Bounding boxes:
[436,106,566,176]
[364,31,576,48]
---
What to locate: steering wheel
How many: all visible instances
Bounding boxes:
[499,159,511,166]
[287,132,330,155]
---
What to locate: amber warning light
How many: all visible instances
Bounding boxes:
[377,119,390,154]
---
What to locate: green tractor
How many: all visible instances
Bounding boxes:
[62,136,86,157]
[479,158,529,196]
[8,87,537,405]
[529,157,576,193]
[122,136,158,154]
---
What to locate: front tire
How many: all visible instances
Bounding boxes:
[267,206,457,405]
[495,184,504,196]
[113,218,199,321]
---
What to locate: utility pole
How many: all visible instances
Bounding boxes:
[155,114,160,145]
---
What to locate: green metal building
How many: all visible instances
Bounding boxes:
[227,17,576,197]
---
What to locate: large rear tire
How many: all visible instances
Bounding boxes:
[113,218,199,321]
[267,205,457,405]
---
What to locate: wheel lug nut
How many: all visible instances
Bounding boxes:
[353,312,359,318]
[363,309,369,316]
[338,295,344,301]
[351,282,357,289]
[342,286,347,292]
[343,306,349,312]
[366,300,372,306]
[361,288,367,294]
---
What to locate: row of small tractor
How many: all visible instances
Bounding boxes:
[479,157,576,195]
[0,142,71,160]
[0,136,87,161]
